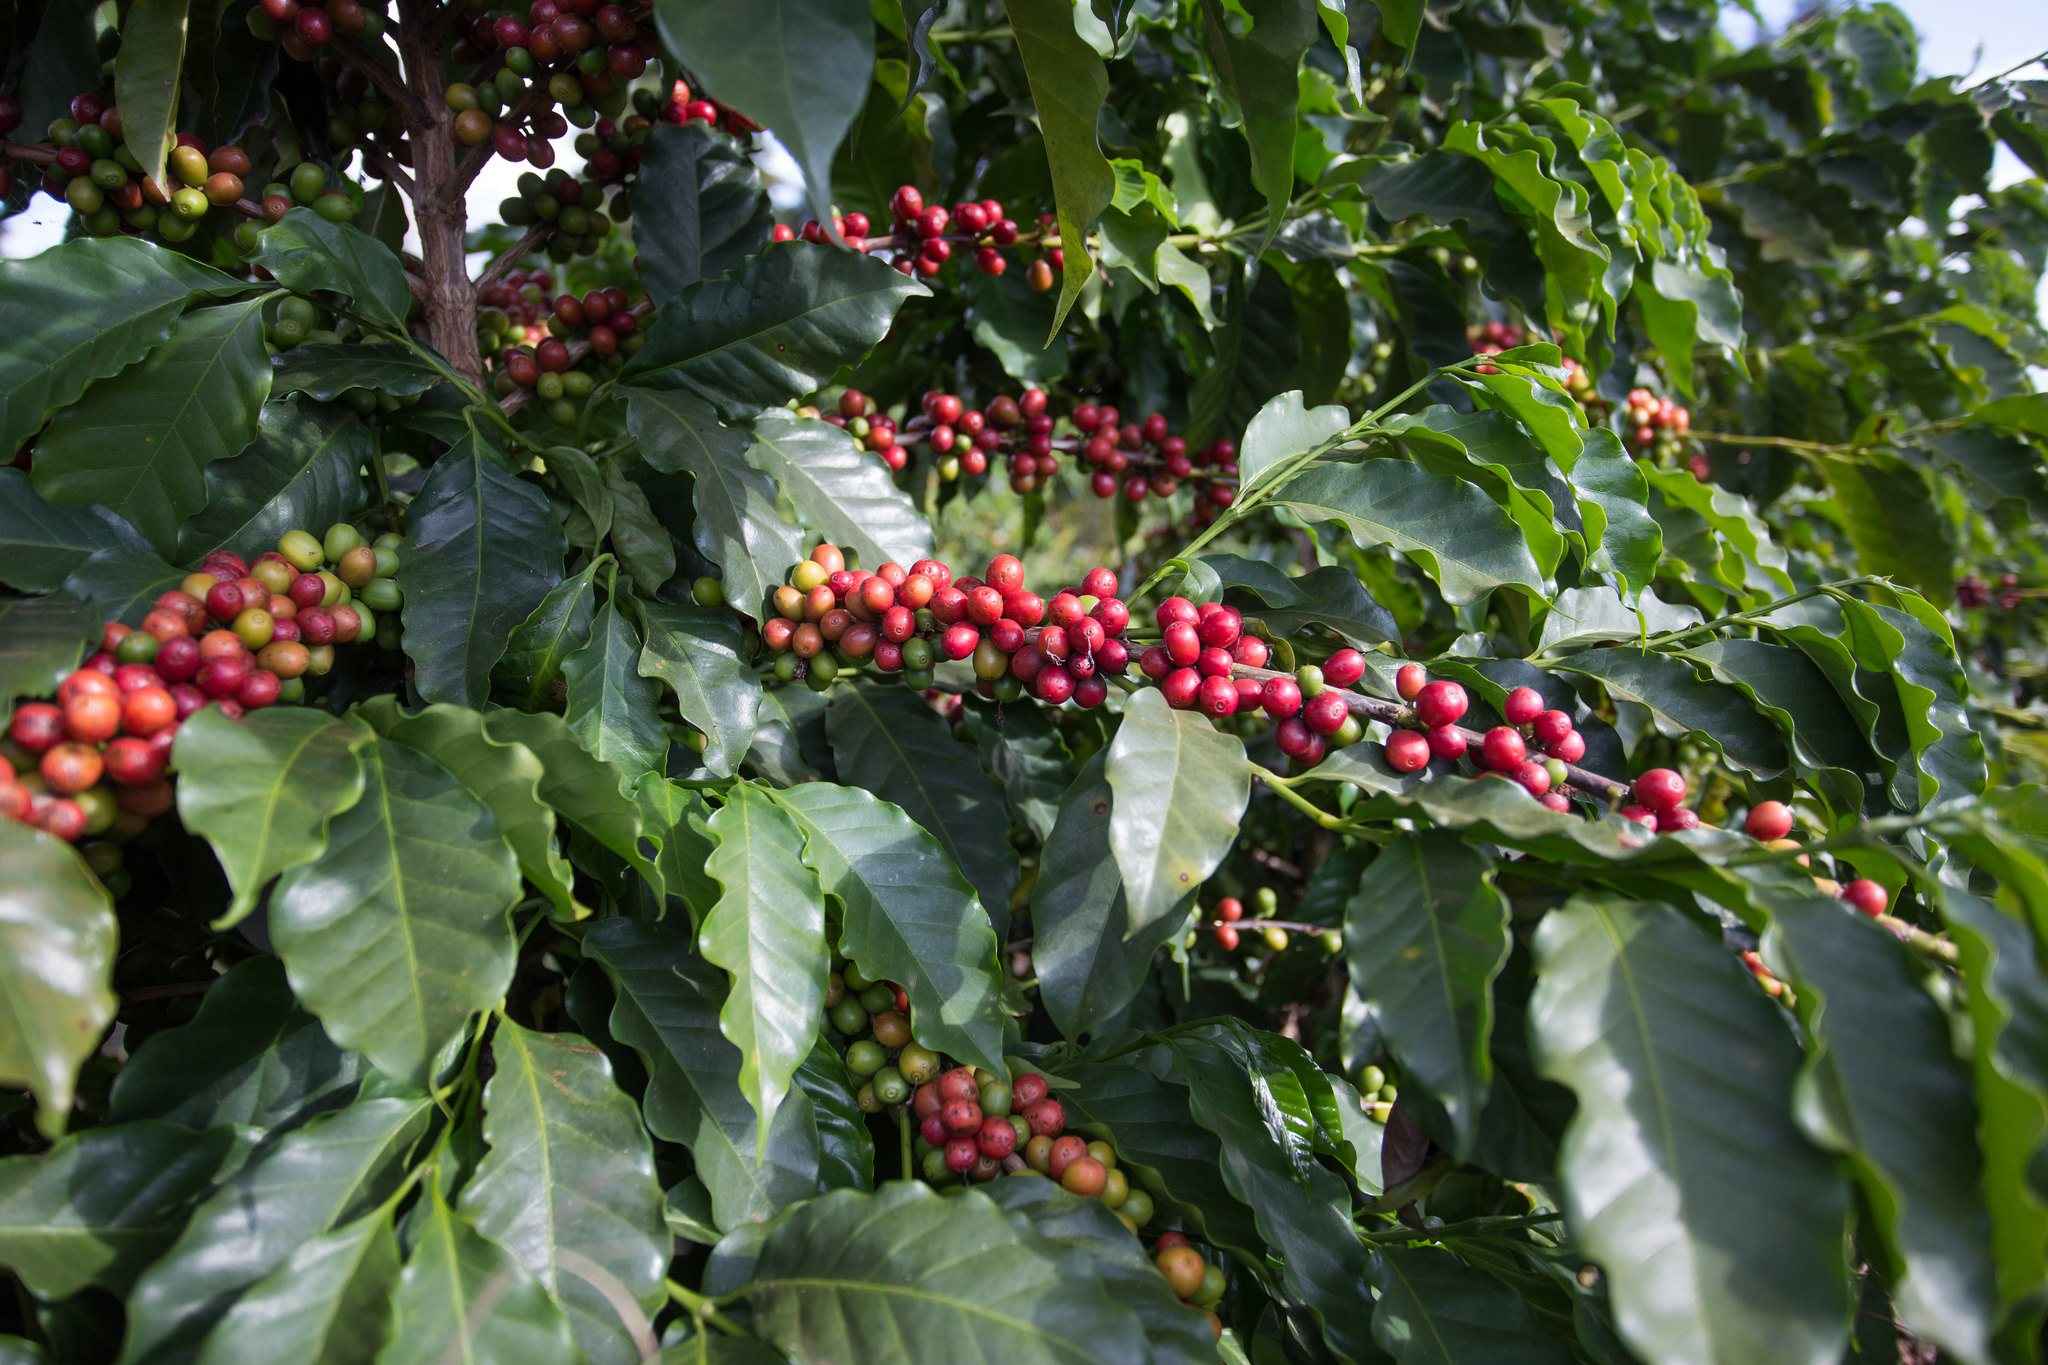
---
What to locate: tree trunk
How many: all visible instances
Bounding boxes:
[396,5,482,387]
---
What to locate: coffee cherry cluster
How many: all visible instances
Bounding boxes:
[1956,571,2024,612]
[494,109,652,258]
[1468,319,1527,372]
[1740,799,1891,920]
[1204,888,1341,958]
[775,184,1052,286]
[1384,668,1593,810]
[485,275,647,423]
[245,0,386,62]
[820,386,1241,514]
[760,544,1133,709]
[1622,387,1705,478]
[1353,1064,1400,1124]
[655,79,757,136]
[0,526,401,846]
[1151,1232,1227,1335]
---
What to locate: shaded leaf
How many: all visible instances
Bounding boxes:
[172,707,371,928]
[0,821,118,1138]
[461,1023,668,1365]
[1371,1244,1578,1365]
[638,601,762,780]
[270,738,520,1089]
[826,684,1019,936]
[113,0,188,189]
[563,600,669,786]
[0,469,128,593]
[634,122,775,301]
[481,708,664,899]
[249,210,412,332]
[177,396,371,564]
[396,436,566,708]
[0,594,95,727]
[1000,0,1116,331]
[194,1211,398,1365]
[1343,832,1510,1161]
[269,344,442,403]
[742,411,933,569]
[491,558,600,712]
[378,1188,581,1365]
[33,298,273,557]
[1529,894,1852,1365]
[1106,689,1249,938]
[775,781,1007,1075]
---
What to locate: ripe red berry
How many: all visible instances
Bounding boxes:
[1632,768,1687,813]
[1303,692,1348,735]
[1510,760,1551,796]
[986,554,1025,595]
[1163,621,1201,667]
[1196,647,1232,679]
[1841,879,1888,917]
[1426,725,1467,761]
[1481,727,1526,771]
[1503,686,1543,726]
[941,1097,982,1134]
[1024,1099,1065,1136]
[975,1115,1017,1159]
[944,1135,978,1173]
[1155,596,1199,629]
[891,184,923,221]
[1274,717,1313,757]
[1386,729,1430,772]
[1746,800,1794,841]
[1396,663,1426,700]
[1541,791,1571,812]
[1196,607,1242,649]
[1323,649,1365,688]
[1198,675,1238,718]
[1660,807,1700,831]
[1414,680,1468,728]
[1215,924,1240,950]
[1532,710,1574,746]
[1047,1134,1087,1178]
[937,1067,978,1102]
[1617,805,1660,830]
[9,703,63,753]
[1262,677,1302,719]
[1546,729,1586,764]
[1035,666,1075,705]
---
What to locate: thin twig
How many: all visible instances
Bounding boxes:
[330,33,422,123]
[475,221,552,297]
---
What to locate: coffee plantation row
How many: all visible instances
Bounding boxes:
[0,1,2045,1363]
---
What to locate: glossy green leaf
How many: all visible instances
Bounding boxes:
[701,784,829,1143]
[652,0,873,225]
[0,469,129,593]
[491,558,600,712]
[1202,0,1316,243]
[118,1097,432,1365]
[605,463,676,595]
[1818,451,1956,600]
[634,122,775,301]
[1033,753,1191,1041]
[1634,262,1745,400]
[0,594,95,726]
[1184,552,1398,647]
[563,600,669,786]
[481,708,664,899]
[1642,466,1794,596]
[982,1179,1226,1365]
[460,1022,668,1365]
[639,602,763,780]
[961,699,1075,842]
[1972,393,2048,438]
[177,396,371,563]
[172,707,372,928]
[60,548,186,627]
[1237,389,1352,503]
[585,918,827,1232]
[396,436,567,708]
[1371,1244,1578,1365]
[1057,1042,1264,1258]
[742,410,933,569]
[269,344,443,402]
[1106,689,1250,938]
[623,386,804,623]
[269,738,520,1089]
[1529,894,1852,1365]
[775,781,1007,1075]
[620,246,925,416]
[250,210,412,333]
[1001,0,1116,331]
[380,1188,581,1365]
[0,820,118,1138]
[1548,647,1789,776]
[637,778,721,921]
[194,1212,398,1365]
[826,684,1019,936]
[1833,592,1987,807]
[740,1183,1151,1364]
[34,297,273,557]
[0,237,246,461]
[0,1121,236,1299]
[1760,890,1995,1364]
[357,697,581,922]
[793,1040,875,1193]
[1343,832,1510,1161]
[1278,458,1549,604]
[1164,1026,1379,1363]
[113,0,188,189]
[109,955,364,1132]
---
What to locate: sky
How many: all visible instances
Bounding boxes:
[1,2,2042,261]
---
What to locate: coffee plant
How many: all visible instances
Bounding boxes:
[0,0,2046,1361]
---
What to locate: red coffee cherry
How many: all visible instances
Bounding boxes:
[1322,648,1365,688]
[1413,680,1468,728]
[1197,675,1238,719]
[1261,677,1302,719]
[1386,729,1430,772]
[1303,692,1348,735]
[1545,729,1586,763]
[1660,807,1700,831]
[1047,1134,1087,1178]
[1841,879,1888,917]
[975,1115,1017,1159]
[1532,710,1574,746]
[1746,801,1794,841]
[1396,663,1426,700]
[1618,805,1660,830]
[1196,607,1242,649]
[1023,1099,1065,1136]
[1632,768,1687,813]
[1426,725,1467,761]
[941,1098,982,1134]
[1510,760,1551,796]
[1503,686,1543,726]
[1154,596,1199,629]
[1274,717,1313,757]
[944,1135,979,1173]
[1481,727,1526,771]
[1013,1073,1048,1109]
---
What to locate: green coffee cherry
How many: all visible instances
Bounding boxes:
[278,529,324,570]
[322,522,362,562]
[856,1083,883,1113]
[827,997,867,1035]
[846,1040,887,1076]
[872,1067,911,1106]
[857,982,894,1014]
[1254,886,1279,917]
